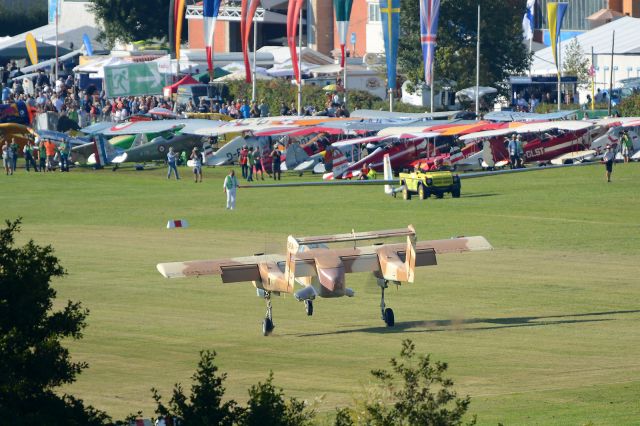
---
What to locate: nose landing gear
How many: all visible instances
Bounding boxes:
[378,278,396,327]
[262,291,275,336]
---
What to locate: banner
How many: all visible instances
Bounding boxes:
[83,33,94,56]
[380,0,400,90]
[242,0,261,83]
[333,0,354,68]
[287,0,305,84]
[203,0,222,74]
[547,2,568,76]
[25,33,38,66]
[48,0,60,25]
[175,0,186,60]
[420,0,440,86]
[522,0,535,40]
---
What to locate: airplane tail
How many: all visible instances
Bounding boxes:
[285,143,309,170]
[383,153,395,195]
[89,135,116,166]
[484,138,509,168]
[324,149,349,179]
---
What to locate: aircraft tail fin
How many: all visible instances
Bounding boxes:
[285,144,309,170]
[202,140,214,162]
[90,135,115,166]
[329,149,349,179]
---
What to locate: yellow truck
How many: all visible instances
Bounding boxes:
[398,170,461,200]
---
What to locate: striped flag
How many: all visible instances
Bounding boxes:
[287,0,305,84]
[241,0,261,83]
[547,2,568,76]
[380,0,401,90]
[522,0,535,40]
[333,0,354,68]
[203,0,222,75]
[420,0,440,86]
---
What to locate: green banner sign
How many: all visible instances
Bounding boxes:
[104,63,163,97]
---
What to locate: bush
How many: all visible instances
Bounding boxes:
[619,93,640,117]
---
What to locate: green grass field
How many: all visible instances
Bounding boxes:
[1,161,639,424]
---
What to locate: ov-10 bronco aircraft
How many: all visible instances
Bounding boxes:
[157,226,492,335]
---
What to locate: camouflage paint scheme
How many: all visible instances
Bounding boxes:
[157,226,492,301]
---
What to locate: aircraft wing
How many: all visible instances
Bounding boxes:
[100,120,186,136]
[157,254,285,281]
[331,135,387,148]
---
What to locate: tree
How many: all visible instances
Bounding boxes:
[88,0,169,48]
[151,350,241,425]
[239,372,315,426]
[348,339,476,425]
[562,38,591,88]
[399,0,530,93]
[0,219,110,425]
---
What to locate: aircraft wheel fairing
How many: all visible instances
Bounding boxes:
[305,300,313,316]
[384,308,395,327]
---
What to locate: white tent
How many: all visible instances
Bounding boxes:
[73,56,127,78]
[221,62,269,74]
[456,86,498,100]
[267,59,318,77]
[214,70,273,82]
[153,55,202,75]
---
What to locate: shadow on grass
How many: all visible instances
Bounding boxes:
[296,309,640,337]
[461,193,501,198]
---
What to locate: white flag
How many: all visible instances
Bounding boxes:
[522,0,535,40]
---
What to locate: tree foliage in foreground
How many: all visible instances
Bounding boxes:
[399,0,530,92]
[0,219,110,425]
[88,0,169,48]
[341,339,476,426]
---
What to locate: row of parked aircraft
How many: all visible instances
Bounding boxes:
[21,110,640,174]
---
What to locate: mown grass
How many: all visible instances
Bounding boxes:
[1,161,639,424]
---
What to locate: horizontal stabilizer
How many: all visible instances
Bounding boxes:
[417,236,493,254]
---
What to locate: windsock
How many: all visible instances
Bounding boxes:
[333,0,353,68]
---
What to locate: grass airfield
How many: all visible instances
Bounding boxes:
[1,161,639,424]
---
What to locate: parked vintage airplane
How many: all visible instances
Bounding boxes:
[157,226,493,335]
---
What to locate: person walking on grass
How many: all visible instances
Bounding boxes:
[23,140,38,172]
[2,140,12,175]
[9,138,19,172]
[223,169,239,210]
[602,144,615,182]
[247,147,255,182]
[619,130,633,163]
[190,147,203,183]
[167,147,180,180]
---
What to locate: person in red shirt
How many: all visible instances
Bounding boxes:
[239,145,249,179]
[44,139,57,172]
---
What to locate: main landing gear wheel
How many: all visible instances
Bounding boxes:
[262,318,274,336]
[304,300,314,316]
[383,308,395,327]
[378,279,396,327]
[262,291,275,336]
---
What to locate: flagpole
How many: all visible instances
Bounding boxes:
[430,60,434,115]
[557,32,561,111]
[297,7,303,116]
[591,46,595,111]
[343,57,348,109]
[252,19,257,102]
[475,4,480,120]
[608,30,615,116]
[389,88,394,112]
[55,3,59,83]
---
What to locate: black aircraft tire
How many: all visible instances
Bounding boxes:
[384,308,395,327]
[262,318,274,336]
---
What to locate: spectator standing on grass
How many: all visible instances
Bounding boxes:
[223,169,239,210]
[38,140,46,172]
[619,130,633,163]
[9,138,19,172]
[190,147,203,183]
[167,147,180,180]
[2,140,12,175]
[270,145,281,180]
[602,144,615,182]
[23,140,38,172]
[507,134,519,170]
[247,147,255,182]
[239,145,249,179]
[253,147,264,181]
[240,100,251,119]
[259,99,269,117]
[44,139,57,172]
[58,139,70,172]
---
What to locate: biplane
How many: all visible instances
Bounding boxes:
[157,226,492,335]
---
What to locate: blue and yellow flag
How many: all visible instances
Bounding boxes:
[547,2,568,76]
[380,0,400,90]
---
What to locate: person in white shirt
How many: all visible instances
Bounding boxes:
[602,144,615,182]
[223,169,239,209]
